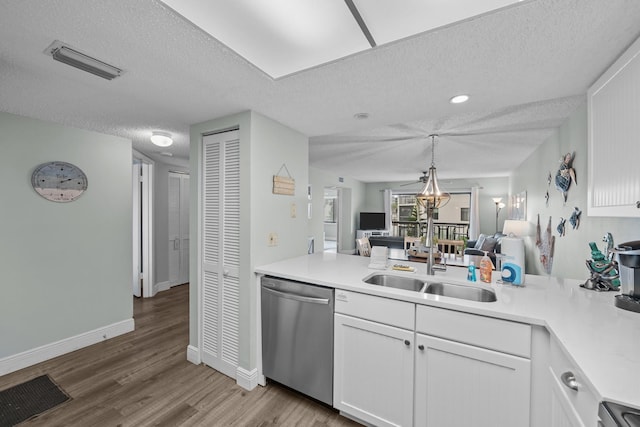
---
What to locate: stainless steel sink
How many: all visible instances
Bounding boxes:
[363,274,426,292]
[424,282,497,302]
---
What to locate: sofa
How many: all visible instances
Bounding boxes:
[464,233,506,263]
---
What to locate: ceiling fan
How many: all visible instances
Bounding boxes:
[310,96,585,182]
[401,170,429,186]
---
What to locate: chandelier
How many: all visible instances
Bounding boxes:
[416,134,450,209]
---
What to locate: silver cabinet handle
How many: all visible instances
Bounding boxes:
[404,340,410,346]
[418,344,425,351]
[262,286,330,305]
[561,371,579,391]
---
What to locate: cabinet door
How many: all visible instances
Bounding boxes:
[549,369,583,427]
[334,313,414,427]
[415,334,531,427]
[588,36,640,216]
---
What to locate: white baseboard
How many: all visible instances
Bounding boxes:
[236,366,259,391]
[154,281,172,294]
[0,318,134,377]
[186,345,201,365]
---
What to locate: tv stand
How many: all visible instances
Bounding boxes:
[356,230,390,239]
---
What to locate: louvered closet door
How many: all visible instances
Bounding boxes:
[201,130,240,379]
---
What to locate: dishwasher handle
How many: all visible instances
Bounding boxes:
[262,285,331,305]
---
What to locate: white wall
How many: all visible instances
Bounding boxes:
[308,167,366,253]
[510,103,640,279]
[0,112,133,360]
[190,110,309,372]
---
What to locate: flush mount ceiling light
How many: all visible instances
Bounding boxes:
[150,131,173,147]
[353,112,370,120]
[450,94,470,104]
[45,41,122,80]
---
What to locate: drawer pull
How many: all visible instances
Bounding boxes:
[561,371,579,391]
[404,340,410,346]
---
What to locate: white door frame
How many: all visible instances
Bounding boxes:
[132,150,154,298]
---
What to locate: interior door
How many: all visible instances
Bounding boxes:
[201,129,240,379]
[169,172,190,286]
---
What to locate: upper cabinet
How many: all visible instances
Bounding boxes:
[588,36,640,217]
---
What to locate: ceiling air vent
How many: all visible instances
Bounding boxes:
[45,41,123,80]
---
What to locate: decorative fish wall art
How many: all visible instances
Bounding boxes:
[557,218,566,237]
[555,152,577,204]
[569,207,582,229]
[536,214,555,275]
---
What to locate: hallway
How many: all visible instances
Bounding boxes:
[0,285,359,426]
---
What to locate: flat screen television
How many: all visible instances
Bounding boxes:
[359,212,386,230]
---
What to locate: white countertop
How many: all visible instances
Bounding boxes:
[255,252,640,409]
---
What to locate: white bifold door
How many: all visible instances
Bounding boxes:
[200,130,240,379]
[168,171,189,286]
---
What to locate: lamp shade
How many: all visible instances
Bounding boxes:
[502,220,531,237]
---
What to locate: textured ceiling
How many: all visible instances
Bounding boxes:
[0,0,639,180]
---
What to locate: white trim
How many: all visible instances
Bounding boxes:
[256,274,266,387]
[195,132,204,365]
[236,367,259,391]
[141,162,155,297]
[0,319,134,376]
[186,345,201,365]
[132,149,155,164]
[154,281,172,294]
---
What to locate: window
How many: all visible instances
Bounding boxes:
[390,191,471,237]
[460,207,470,222]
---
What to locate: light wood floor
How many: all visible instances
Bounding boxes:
[0,285,361,426]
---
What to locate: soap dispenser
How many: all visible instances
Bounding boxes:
[479,251,493,283]
[467,261,477,282]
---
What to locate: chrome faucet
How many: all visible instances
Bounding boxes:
[426,215,446,275]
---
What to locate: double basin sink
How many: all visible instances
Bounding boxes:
[363,273,497,302]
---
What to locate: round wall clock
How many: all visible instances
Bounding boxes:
[31,161,88,202]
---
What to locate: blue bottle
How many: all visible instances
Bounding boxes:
[467,261,477,282]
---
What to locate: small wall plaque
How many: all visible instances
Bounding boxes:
[273,164,295,196]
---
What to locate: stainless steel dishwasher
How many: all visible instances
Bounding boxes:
[261,276,334,405]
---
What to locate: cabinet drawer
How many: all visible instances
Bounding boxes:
[415,305,531,357]
[549,336,598,426]
[335,290,415,330]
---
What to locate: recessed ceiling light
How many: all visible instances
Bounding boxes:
[353,112,369,120]
[450,94,470,104]
[150,131,173,147]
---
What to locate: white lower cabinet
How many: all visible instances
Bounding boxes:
[548,336,598,427]
[333,291,536,427]
[414,333,531,427]
[414,305,532,427]
[334,313,414,427]
[550,370,583,427]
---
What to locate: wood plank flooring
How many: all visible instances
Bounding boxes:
[0,285,361,426]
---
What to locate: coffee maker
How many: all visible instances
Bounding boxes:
[614,240,640,312]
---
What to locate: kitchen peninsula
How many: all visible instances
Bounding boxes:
[256,252,640,427]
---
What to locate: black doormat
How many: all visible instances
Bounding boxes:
[0,375,70,426]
